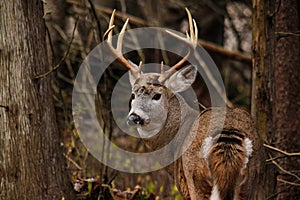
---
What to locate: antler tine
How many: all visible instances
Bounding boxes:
[103,9,116,43]
[138,61,143,73]
[159,8,198,83]
[105,10,140,78]
[187,8,194,42]
[116,18,129,52]
[186,8,198,48]
[193,19,198,45]
[160,61,165,74]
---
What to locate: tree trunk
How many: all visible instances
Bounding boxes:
[274,0,300,199]
[251,0,277,198]
[252,0,300,199]
[0,1,74,199]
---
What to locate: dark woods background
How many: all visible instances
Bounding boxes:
[44,0,254,199]
[44,0,299,199]
[0,0,298,199]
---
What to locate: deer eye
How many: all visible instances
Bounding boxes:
[152,93,161,101]
[131,93,135,100]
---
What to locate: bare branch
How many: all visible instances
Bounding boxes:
[264,144,300,157]
[63,153,82,170]
[87,0,103,41]
[66,0,251,64]
[276,31,300,38]
[277,178,300,187]
[35,17,79,79]
[270,160,300,181]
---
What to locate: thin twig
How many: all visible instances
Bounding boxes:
[88,0,103,41]
[194,100,208,110]
[264,144,300,157]
[277,178,300,187]
[35,17,79,79]
[63,153,83,170]
[67,0,146,26]
[51,23,69,42]
[266,190,282,200]
[266,155,287,162]
[276,31,300,38]
[271,160,300,181]
[269,0,282,18]
[107,172,118,185]
[45,25,55,59]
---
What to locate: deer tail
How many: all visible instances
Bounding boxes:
[202,129,253,200]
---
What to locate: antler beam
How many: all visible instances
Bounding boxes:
[104,9,141,78]
[158,8,198,83]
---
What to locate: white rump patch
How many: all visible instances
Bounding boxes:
[202,136,213,159]
[210,184,221,200]
[243,138,253,167]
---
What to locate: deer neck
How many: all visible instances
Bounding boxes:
[142,94,197,151]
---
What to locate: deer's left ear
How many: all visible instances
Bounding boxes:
[165,65,197,93]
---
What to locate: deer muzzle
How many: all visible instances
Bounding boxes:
[127,113,145,126]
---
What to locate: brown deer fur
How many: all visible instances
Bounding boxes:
[129,73,264,200]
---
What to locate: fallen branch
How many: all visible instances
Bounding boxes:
[66,0,251,64]
[198,39,251,64]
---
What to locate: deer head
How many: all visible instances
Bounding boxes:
[105,9,198,138]
[127,65,197,137]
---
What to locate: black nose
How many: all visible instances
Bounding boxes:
[127,113,144,126]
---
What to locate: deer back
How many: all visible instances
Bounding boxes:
[182,107,264,199]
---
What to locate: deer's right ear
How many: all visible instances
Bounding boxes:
[128,61,141,86]
[164,65,197,93]
[129,71,138,86]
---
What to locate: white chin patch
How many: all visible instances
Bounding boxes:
[137,122,164,138]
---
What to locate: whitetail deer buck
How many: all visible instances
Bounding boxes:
[106,9,264,200]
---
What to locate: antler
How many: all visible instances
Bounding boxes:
[104,10,141,78]
[158,8,198,83]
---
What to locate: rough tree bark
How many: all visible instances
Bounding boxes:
[251,0,276,198]
[0,1,74,199]
[274,0,300,199]
[252,0,300,199]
